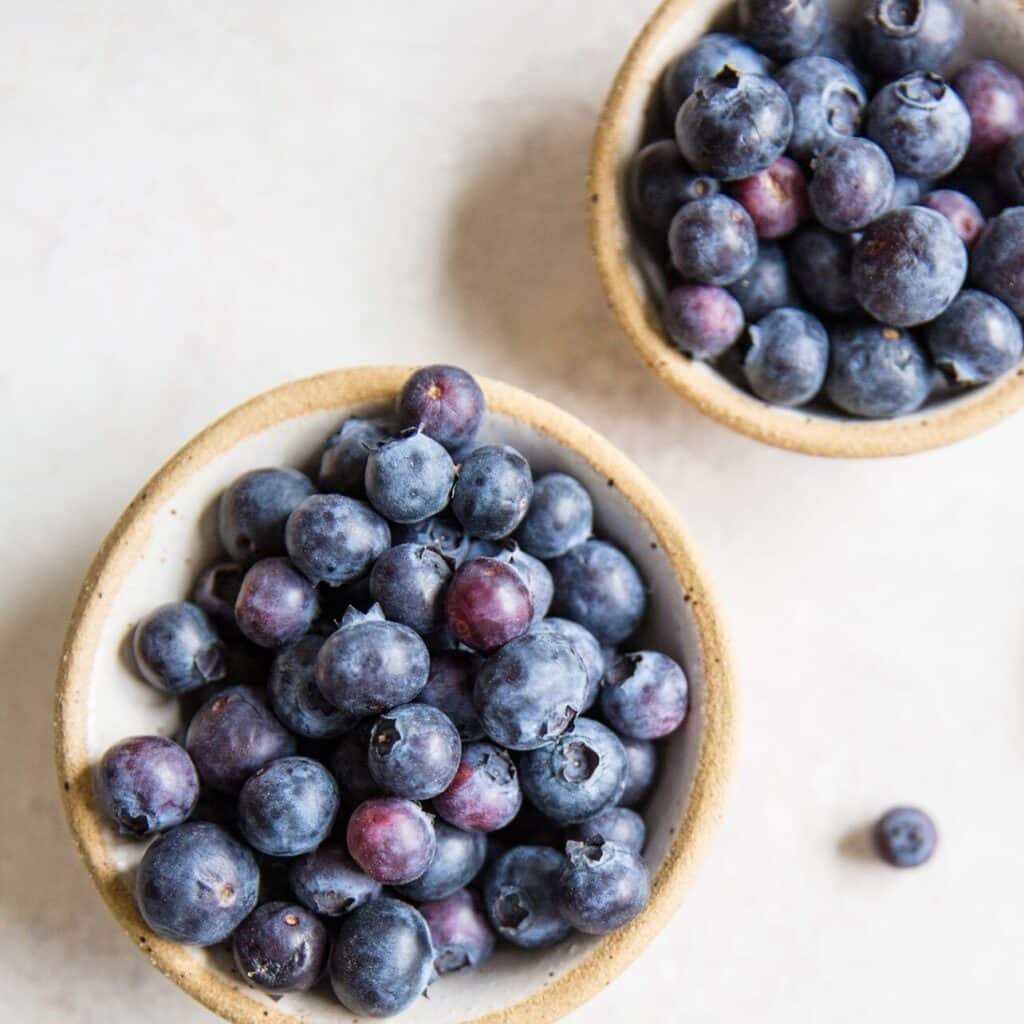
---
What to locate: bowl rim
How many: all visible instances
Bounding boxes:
[54,365,737,1024]
[588,0,1024,458]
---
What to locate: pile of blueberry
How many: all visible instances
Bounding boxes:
[97,365,688,1017]
[629,0,1024,418]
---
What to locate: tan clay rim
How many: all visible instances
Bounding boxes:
[55,366,736,1024]
[589,0,1024,458]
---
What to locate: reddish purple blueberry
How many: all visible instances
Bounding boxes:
[346,797,437,885]
[234,557,318,648]
[397,364,486,452]
[434,741,523,833]
[917,189,985,249]
[444,557,533,653]
[601,651,689,740]
[420,888,496,974]
[732,157,810,239]
[662,283,745,360]
[953,59,1024,161]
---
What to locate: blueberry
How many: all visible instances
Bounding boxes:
[789,225,858,315]
[971,206,1024,317]
[557,839,650,935]
[218,468,316,564]
[617,735,658,808]
[601,651,689,740]
[136,821,259,946]
[316,615,430,717]
[529,617,604,712]
[346,797,437,884]
[731,157,810,240]
[191,562,243,635]
[289,841,382,916]
[740,0,828,60]
[917,189,985,249]
[367,543,452,635]
[368,702,461,800]
[627,140,721,232]
[728,242,800,321]
[859,0,962,78]
[96,735,199,837]
[661,32,769,114]
[890,174,927,209]
[676,68,794,181]
[484,846,571,949]
[549,540,646,646]
[451,444,532,540]
[825,322,932,418]
[268,635,353,739]
[477,541,553,623]
[810,138,895,233]
[742,307,829,406]
[874,806,937,867]
[238,756,339,857]
[365,431,456,524]
[329,897,434,1017]
[394,820,487,902]
[233,902,327,993]
[420,889,495,974]
[186,686,296,793]
[444,556,533,653]
[854,206,967,326]
[397,364,486,452]
[520,718,627,825]
[926,289,1023,385]
[866,72,970,179]
[954,60,1024,162]
[132,601,226,694]
[568,807,646,855]
[433,741,523,833]
[667,194,758,285]
[418,651,484,740]
[234,557,318,648]
[775,56,867,162]
[391,514,470,566]
[329,720,381,806]
[662,283,745,360]
[475,632,589,751]
[996,134,1024,206]
[319,417,391,496]
[515,472,593,560]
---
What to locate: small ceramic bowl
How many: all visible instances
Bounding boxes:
[590,0,1024,457]
[55,366,736,1024]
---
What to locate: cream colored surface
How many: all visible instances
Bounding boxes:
[2,1,1023,1022]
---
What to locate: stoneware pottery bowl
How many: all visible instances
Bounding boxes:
[590,0,1024,457]
[55,366,736,1024]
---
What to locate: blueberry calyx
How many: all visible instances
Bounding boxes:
[876,0,922,35]
[898,72,947,108]
[558,740,600,783]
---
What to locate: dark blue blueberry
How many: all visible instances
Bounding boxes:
[444,556,533,652]
[826,322,932,418]
[853,206,967,326]
[926,289,1023,385]
[601,651,689,740]
[419,651,484,741]
[319,417,391,496]
[475,632,589,751]
[971,207,1024,317]
[268,635,352,739]
[484,846,570,949]
[515,472,593,560]
[859,0,963,79]
[346,797,436,884]
[434,741,523,833]
[191,562,243,635]
[316,615,430,718]
[662,284,745,360]
[420,888,495,974]
[890,174,927,209]
[451,444,533,540]
[549,540,646,646]
[728,242,800,322]
[370,543,452,635]
[731,156,810,239]
[132,601,226,695]
[739,0,828,60]
[392,514,470,566]
[520,718,627,825]
[954,60,1024,161]
[617,735,658,808]
[135,821,259,946]
[232,902,327,993]
[529,617,604,712]
[810,138,895,233]
[627,140,721,232]
[186,685,296,793]
[569,807,646,855]
[238,756,339,857]
[667,194,758,284]
[676,68,794,181]
[874,806,938,867]
[289,841,382,916]
[96,735,199,837]
[661,32,769,114]
[329,897,434,1017]
[789,225,858,315]
[397,364,486,452]
[775,55,867,162]
[218,468,315,564]
[368,702,462,800]
[866,72,970,179]
[742,307,829,406]
[365,431,456,524]
[996,135,1024,206]
[394,820,487,902]
[917,189,985,249]
[557,838,650,935]
[234,557,318,648]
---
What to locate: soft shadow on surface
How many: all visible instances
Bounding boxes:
[837,822,878,863]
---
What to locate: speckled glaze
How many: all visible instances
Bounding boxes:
[55,366,735,1024]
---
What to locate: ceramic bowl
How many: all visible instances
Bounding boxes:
[55,366,736,1024]
[590,0,1024,457]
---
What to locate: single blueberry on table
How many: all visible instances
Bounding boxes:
[418,651,484,741]
[365,430,455,525]
[289,841,382,916]
[662,283,745,360]
[628,140,720,233]
[420,888,496,974]
[433,741,523,833]
[667,194,758,286]
[392,514,470,566]
[329,897,434,1018]
[789,225,858,315]
[676,68,794,181]
[444,556,533,653]
[135,821,259,946]
[926,289,1023,385]
[191,562,243,635]
[394,820,487,902]
[319,417,391,496]
[218,467,316,564]
[617,735,659,808]
[529,617,605,712]
[484,846,571,949]
[268,634,353,739]
[917,189,985,249]
[995,134,1024,206]
[809,138,895,233]
[515,472,593,560]
[397,364,486,452]
[971,206,1024,317]
[661,32,769,115]
[731,156,810,240]
[96,735,199,837]
[451,444,533,540]
[234,557,319,648]
[369,542,452,635]
[232,902,327,993]
[368,702,462,800]
[329,720,381,806]
[132,601,226,695]
[742,307,829,407]
[569,806,646,855]
[346,797,437,885]
[728,242,800,322]
[738,0,828,61]
[557,838,650,935]
[601,651,689,740]
[858,0,962,79]
[874,806,937,867]
[954,60,1024,161]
